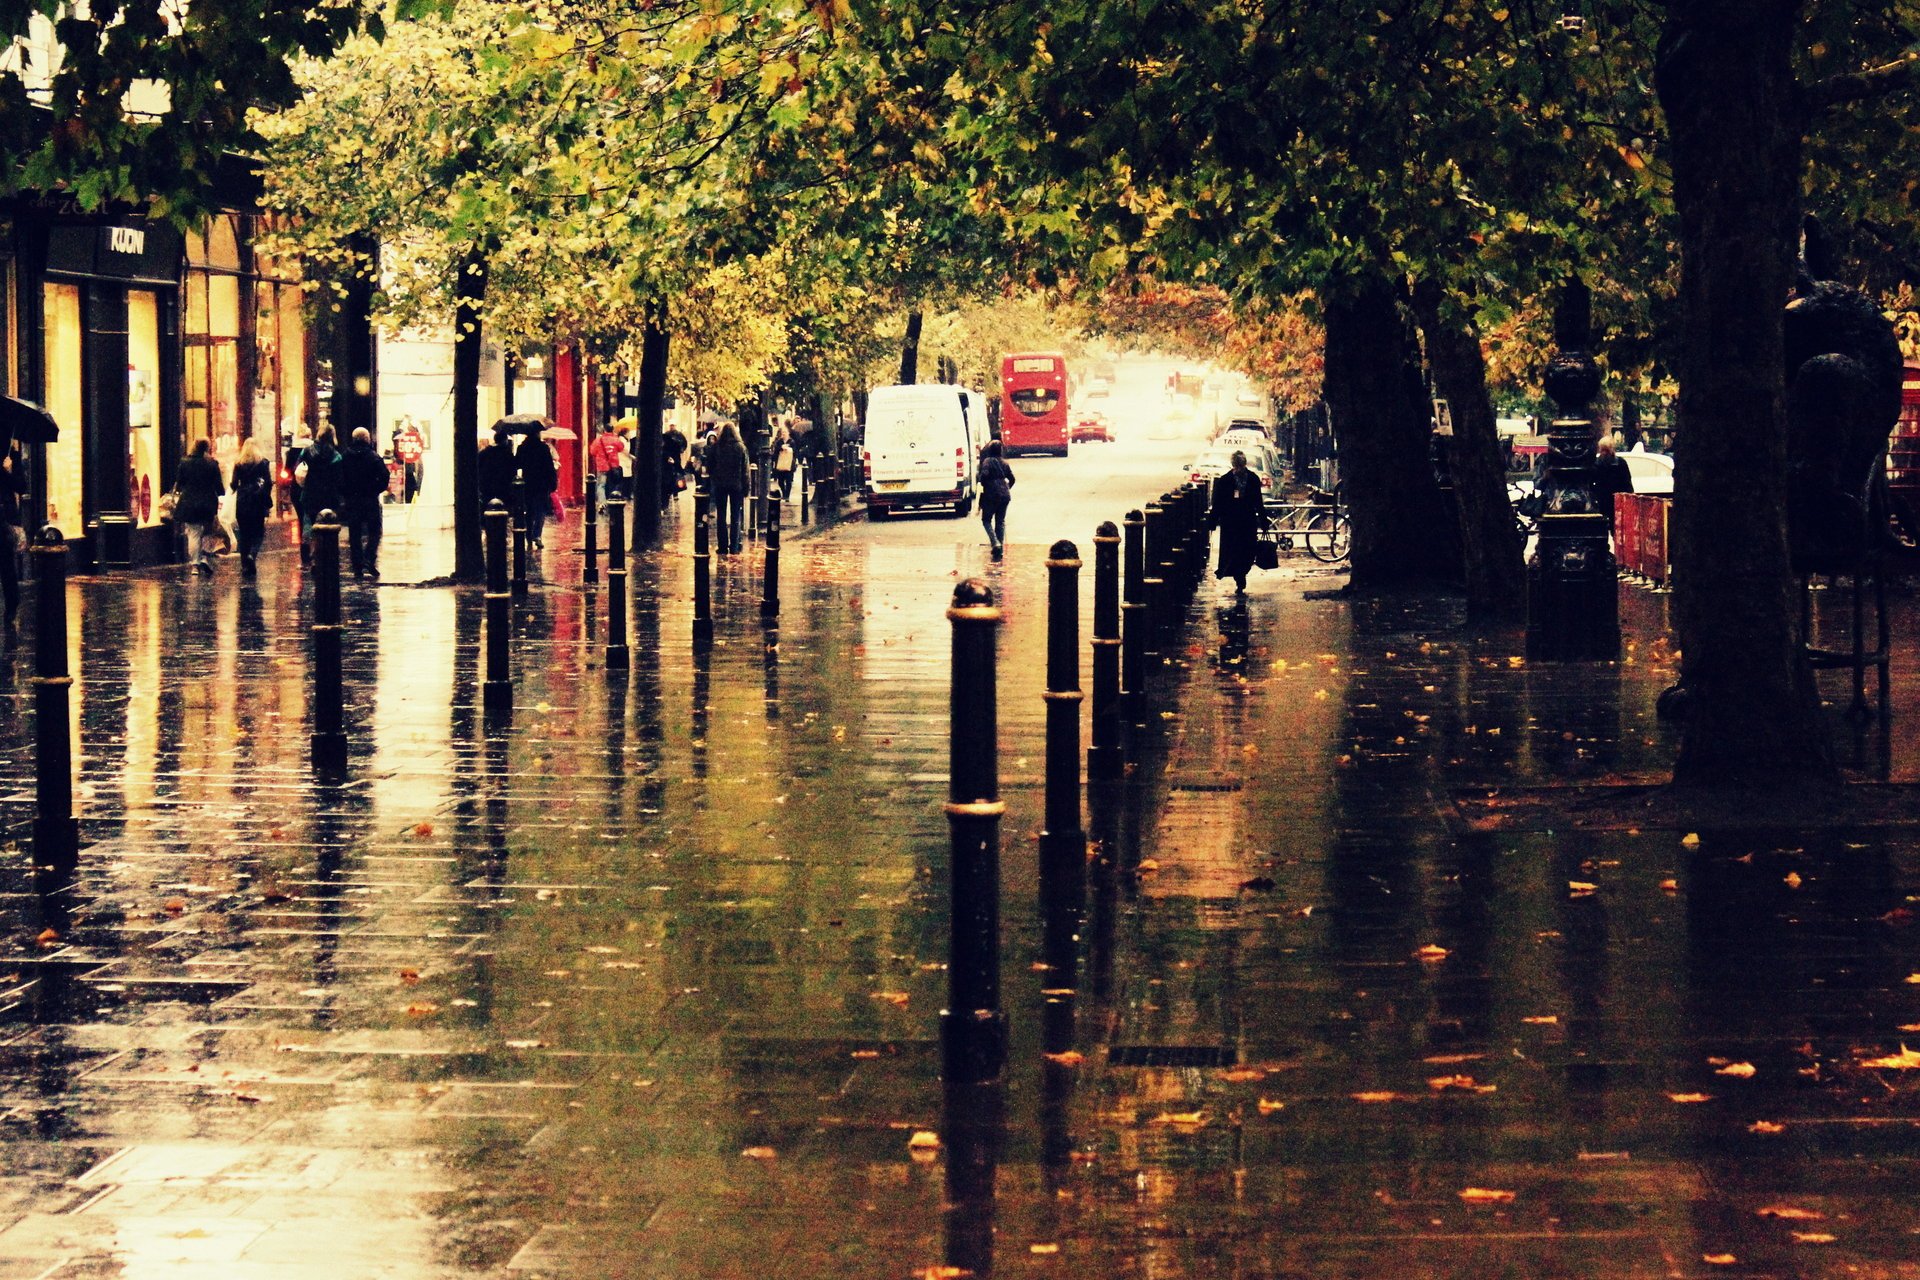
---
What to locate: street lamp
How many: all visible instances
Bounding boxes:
[1526,280,1621,660]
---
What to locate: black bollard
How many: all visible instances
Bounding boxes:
[1141,501,1166,653]
[693,474,713,640]
[605,496,629,670]
[1089,520,1123,780]
[511,476,530,598]
[483,500,513,716]
[943,578,1006,1084]
[583,482,599,587]
[1040,540,1086,1052]
[309,509,348,773]
[1156,495,1180,639]
[31,527,78,900]
[747,458,762,541]
[799,460,811,524]
[1121,509,1146,724]
[761,468,781,618]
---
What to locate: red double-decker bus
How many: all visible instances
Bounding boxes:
[999,352,1069,456]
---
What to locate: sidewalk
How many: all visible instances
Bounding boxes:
[0,504,1916,1279]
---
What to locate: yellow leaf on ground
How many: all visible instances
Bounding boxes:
[1043,1051,1085,1067]
[1702,1254,1736,1265]
[1427,1075,1495,1093]
[1415,945,1449,962]
[1522,1015,1558,1025]
[1154,1111,1207,1126]
[1791,1232,1837,1244]
[1681,832,1702,848]
[1219,1068,1264,1081]
[404,1002,439,1017]
[1860,1044,1920,1069]
[1667,1092,1713,1103]
[1351,1091,1399,1103]
[1659,878,1679,893]
[1715,1062,1757,1078]
[1568,881,1598,895]
[741,1147,776,1159]
[1257,1098,1285,1114]
[1749,1120,1785,1134]
[907,1131,941,1149]
[1458,1188,1515,1203]
[1756,1206,1824,1221]
[1137,859,1160,872]
[1029,1243,1059,1254]
[871,991,910,1006]
[1783,871,1804,889]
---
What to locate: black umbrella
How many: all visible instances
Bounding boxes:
[494,414,553,436]
[0,395,61,452]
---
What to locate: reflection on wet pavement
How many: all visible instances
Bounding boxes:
[0,486,1916,1278]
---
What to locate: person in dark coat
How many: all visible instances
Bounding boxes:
[517,434,558,547]
[175,438,226,576]
[0,444,28,632]
[661,423,688,506]
[297,429,345,564]
[977,439,1015,561]
[340,427,390,581]
[1207,450,1263,595]
[707,421,751,554]
[1591,434,1634,531]
[478,428,518,520]
[230,436,274,579]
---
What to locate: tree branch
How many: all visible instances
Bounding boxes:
[1804,51,1920,110]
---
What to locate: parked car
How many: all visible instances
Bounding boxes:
[1189,446,1278,495]
[1071,411,1113,443]
[1215,428,1284,474]
[1622,445,1674,495]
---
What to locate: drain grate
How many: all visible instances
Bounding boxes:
[1108,1044,1237,1068]
[1167,780,1244,793]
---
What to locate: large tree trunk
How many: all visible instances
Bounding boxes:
[1412,281,1527,623]
[899,310,923,385]
[339,233,379,441]
[633,305,669,550]
[452,248,488,583]
[1657,1,1837,790]
[1320,275,1461,591]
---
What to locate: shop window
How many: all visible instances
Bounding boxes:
[128,290,162,528]
[185,214,242,456]
[41,282,83,533]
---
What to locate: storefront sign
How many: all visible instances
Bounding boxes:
[46,222,182,285]
[395,425,425,463]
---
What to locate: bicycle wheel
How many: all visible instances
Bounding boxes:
[1304,511,1351,562]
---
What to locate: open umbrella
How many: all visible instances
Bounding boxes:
[540,424,578,441]
[0,395,61,452]
[495,413,552,436]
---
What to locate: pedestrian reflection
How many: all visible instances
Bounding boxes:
[691,632,711,781]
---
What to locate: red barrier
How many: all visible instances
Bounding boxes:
[1613,493,1670,584]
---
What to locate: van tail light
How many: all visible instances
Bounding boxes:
[1261,474,1273,489]
[862,450,872,483]
[956,447,964,477]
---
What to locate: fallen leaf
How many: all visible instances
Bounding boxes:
[907,1131,941,1150]
[1681,832,1702,848]
[1702,1254,1736,1266]
[33,927,59,948]
[1219,1068,1264,1082]
[404,1002,440,1017]
[1029,1243,1059,1255]
[1043,1051,1085,1067]
[1715,1062,1757,1078]
[741,1147,777,1159]
[1659,879,1679,893]
[1137,859,1160,873]
[1256,1098,1285,1114]
[413,822,435,838]
[1522,1015,1559,1025]
[398,968,421,987]
[871,991,910,1006]
[1859,1044,1920,1069]
[1415,944,1449,962]
[1427,1075,1496,1093]
[1749,1120,1785,1135]
[1783,871,1804,889]
[164,898,186,916]
[1568,881,1598,896]
[1667,1092,1713,1104]
[1756,1206,1824,1221]
[1458,1188,1516,1203]
[1791,1232,1837,1244]
[1907,973,1920,985]
[1351,1091,1399,1103]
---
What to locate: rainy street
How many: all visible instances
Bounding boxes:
[2,437,1920,1280]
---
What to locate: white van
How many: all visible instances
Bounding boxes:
[862,383,987,519]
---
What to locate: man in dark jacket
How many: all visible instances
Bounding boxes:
[516,433,558,547]
[661,423,688,508]
[478,428,517,517]
[298,429,345,565]
[175,438,226,576]
[1,445,29,630]
[340,427,390,581]
[707,421,751,553]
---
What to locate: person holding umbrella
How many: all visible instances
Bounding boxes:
[0,442,26,633]
[516,428,558,548]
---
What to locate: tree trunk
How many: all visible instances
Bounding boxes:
[633,305,669,550]
[1320,275,1462,590]
[1412,281,1527,623]
[452,248,488,582]
[899,310,923,385]
[1657,1,1837,790]
[340,233,379,441]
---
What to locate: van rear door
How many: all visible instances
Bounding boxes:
[870,397,949,495]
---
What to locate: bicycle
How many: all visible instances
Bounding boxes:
[1259,486,1350,563]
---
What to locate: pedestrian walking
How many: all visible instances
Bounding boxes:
[478,428,517,513]
[297,429,345,565]
[175,438,226,576]
[0,443,27,635]
[1208,449,1262,595]
[590,421,626,510]
[1592,434,1635,531]
[707,420,750,554]
[517,432,558,547]
[341,426,389,581]
[773,427,797,501]
[977,438,1015,561]
[230,436,274,579]
[662,422,688,506]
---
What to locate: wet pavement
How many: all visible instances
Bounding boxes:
[0,444,1918,1279]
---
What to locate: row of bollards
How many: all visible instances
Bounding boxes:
[940,481,1212,1085]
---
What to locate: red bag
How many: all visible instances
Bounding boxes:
[549,492,565,522]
